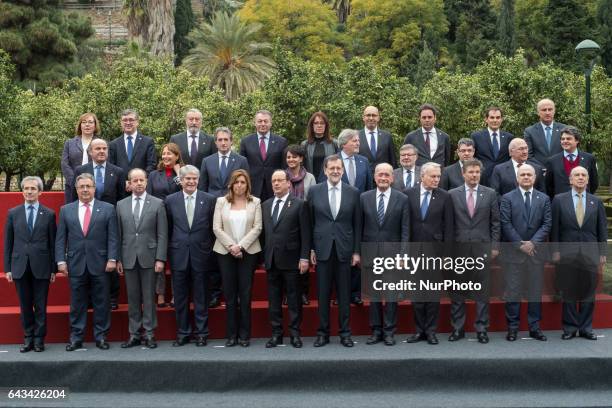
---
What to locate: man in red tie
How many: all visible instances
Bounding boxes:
[55,173,119,351]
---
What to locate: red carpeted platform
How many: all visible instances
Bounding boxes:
[1,192,611,344]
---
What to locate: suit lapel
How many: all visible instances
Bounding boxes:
[104,165,116,195]
[379,190,395,227]
[583,193,596,226]
[274,196,291,229]
[456,185,469,216]
[563,193,579,228]
[130,132,145,164]
[136,196,152,230]
[87,200,102,234]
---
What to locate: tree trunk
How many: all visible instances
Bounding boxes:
[148,0,176,57]
[126,1,150,47]
[4,172,13,192]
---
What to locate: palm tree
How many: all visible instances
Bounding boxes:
[182,12,276,100]
[323,0,352,24]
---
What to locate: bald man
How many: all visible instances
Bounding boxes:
[359,106,397,172]
[523,98,566,167]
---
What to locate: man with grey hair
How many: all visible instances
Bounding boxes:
[392,144,420,191]
[4,176,57,352]
[164,165,217,346]
[109,108,157,180]
[170,108,217,167]
[523,98,566,167]
[441,138,475,191]
[490,138,545,196]
[240,110,288,201]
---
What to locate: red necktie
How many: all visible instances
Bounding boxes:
[82,203,91,235]
[259,136,267,161]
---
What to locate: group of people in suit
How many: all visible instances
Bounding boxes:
[4,99,607,352]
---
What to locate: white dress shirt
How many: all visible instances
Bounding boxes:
[187,131,200,156]
[422,127,438,158]
[376,188,390,214]
[131,192,146,219]
[364,127,378,151]
[124,132,137,153]
[271,192,290,217]
[327,181,341,215]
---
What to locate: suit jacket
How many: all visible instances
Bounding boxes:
[146,169,182,201]
[360,188,410,244]
[239,133,288,198]
[4,204,56,279]
[545,151,598,198]
[550,191,608,265]
[358,129,397,170]
[212,196,262,255]
[108,132,157,176]
[403,128,451,167]
[405,186,454,242]
[61,137,91,192]
[392,166,421,191]
[489,160,545,196]
[308,182,362,262]
[169,131,217,167]
[440,162,464,191]
[500,188,551,263]
[55,200,119,276]
[321,153,373,193]
[471,129,515,185]
[449,185,500,246]
[523,121,565,167]
[165,190,217,272]
[199,152,250,197]
[116,194,168,269]
[74,162,126,205]
[261,196,311,270]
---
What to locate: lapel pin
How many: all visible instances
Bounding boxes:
[96,209,100,212]
[590,201,594,205]
[287,201,292,208]
[110,173,114,177]
[200,201,204,205]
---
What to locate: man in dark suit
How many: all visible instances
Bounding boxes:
[169,108,216,167]
[358,106,397,171]
[165,165,217,347]
[108,109,157,181]
[441,138,475,191]
[405,162,454,345]
[116,169,168,349]
[524,98,566,167]
[392,144,420,191]
[545,126,598,198]
[55,173,119,351]
[262,170,311,349]
[309,155,362,347]
[199,127,250,197]
[500,164,551,342]
[471,107,515,186]
[239,110,288,201]
[448,160,500,344]
[403,104,451,167]
[362,163,409,346]
[551,166,607,341]
[490,138,545,196]
[4,176,56,352]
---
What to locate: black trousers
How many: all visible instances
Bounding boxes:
[557,254,598,333]
[369,301,397,337]
[412,302,439,335]
[14,262,50,343]
[218,253,257,340]
[172,260,208,339]
[268,264,302,337]
[504,260,544,331]
[69,267,111,342]
[316,243,351,337]
[109,270,120,304]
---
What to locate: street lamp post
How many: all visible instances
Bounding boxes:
[575,39,601,134]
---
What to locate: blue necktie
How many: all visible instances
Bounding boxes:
[491,132,499,159]
[220,155,228,182]
[545,126,552,151]
[377,193,385,225]
[369,131,377,158]
[421,191,430,220]
[95,165,104,198]
[27,205,34,234]
[568,153,575,162]
[524,191,531,221]
[127,135,134,162]
[405,170,412,188]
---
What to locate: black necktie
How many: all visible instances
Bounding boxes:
[190,134,198,165]
[27,205,34,233]
[272,198,282,225]
[524,191,531,220]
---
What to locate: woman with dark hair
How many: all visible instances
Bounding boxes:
[285,145,316,200]
[61,113,100,203]
[301,111,338,181]
[213,169,262,347]
[146,142,184,307]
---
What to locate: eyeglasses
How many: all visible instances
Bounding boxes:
[77,185,94,190]
[81,120,96,125]
[121,118,137,123]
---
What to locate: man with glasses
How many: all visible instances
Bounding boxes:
[392,144,420,191]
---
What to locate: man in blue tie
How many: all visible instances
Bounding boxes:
[523,98,566,167]
[358,106,397,172]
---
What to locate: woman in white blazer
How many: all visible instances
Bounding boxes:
[213,169,262,347]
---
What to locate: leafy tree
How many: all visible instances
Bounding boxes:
[497,0,516,57]
[597,0,612,75]
[545,0,594,70]
[202,0,244,21]
[514,0,549,65]
[240,0,345,64]
[322,0,352,24]
[181,12,276,101]
[174,0,196,64]
[413,42,436,87]
[454,0,497,70]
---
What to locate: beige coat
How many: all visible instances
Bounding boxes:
[213,196,262,254]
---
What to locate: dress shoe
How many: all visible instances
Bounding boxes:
[448,330,465,342]
[110,303,118,311]
[332,299,338,305]
[20,343,34,353]
[529,329,547,341]
[301,294,310,305]
[195,336,208,347]
[208,297,221,308]
[172,337,190,347]
[225,338,238,347]
[145,337,157,349]
[561,331,576,340]
[265,336,283,348]
[476,331,489,344]
[426,333,439,345]
[579,331,597,340]
[290,336,303,348]
[239,339,250,347]
[34,343,45,352]
[96,340,110,350]
[313,335,330,347]
[384,335,396,346]
[406,333,426,343]
[366,335,383,345]
[121,337,141,348]
[340,336,354,347]
[506,330,518,342]
[65,341,83,352]
[351,296,363,305]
